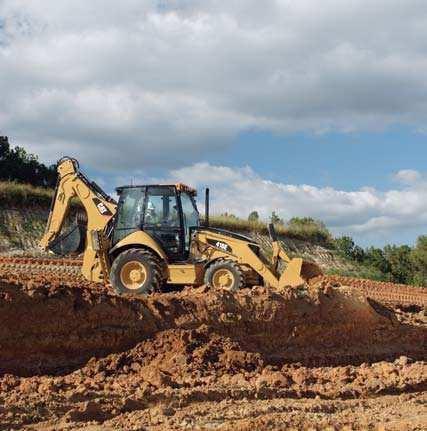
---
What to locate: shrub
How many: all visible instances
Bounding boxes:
[205,213,333,246]
[286,217,333,245]
[0,181,54,207]
[0,137,57,187]
[383,244,413,284]
[410,235,427,286]
[364,247,391,273]
[270,211,284,226]
[248,211,259,222]
[334,235,365,262]
[0,181,81,209]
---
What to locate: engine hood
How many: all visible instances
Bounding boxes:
[197,227,258,245]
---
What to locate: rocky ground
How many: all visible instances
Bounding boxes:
[0,267,426,430]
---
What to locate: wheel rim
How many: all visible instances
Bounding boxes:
[120,261,147,290]
[212,268,235,290]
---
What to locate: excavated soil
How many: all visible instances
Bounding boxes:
[0,267,426,430]
[316,275,427,308]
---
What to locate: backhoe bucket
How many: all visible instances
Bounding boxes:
[48,221,86,256]
[279,258,323,288]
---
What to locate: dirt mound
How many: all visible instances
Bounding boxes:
[318,274,427,307]
[0,270,425,376]
[1,326,426,429]
[0,269,426,429]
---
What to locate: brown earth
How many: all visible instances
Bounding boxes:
[316,275,427,308]
[0,267,426,430]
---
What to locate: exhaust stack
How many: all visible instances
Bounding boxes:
[205,188,210,227]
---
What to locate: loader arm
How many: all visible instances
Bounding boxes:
[195,225,322,290]
[39,157,117,283]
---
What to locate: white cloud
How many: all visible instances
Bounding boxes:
[394,169,421,184]
[2,1,427,168]
[153,162,427,242]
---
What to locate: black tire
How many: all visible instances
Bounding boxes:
[204,259,244,292]
[110,248,162,295]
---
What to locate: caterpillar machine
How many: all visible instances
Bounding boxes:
[39,157,322,294]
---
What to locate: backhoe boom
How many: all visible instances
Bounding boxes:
[39,157,117,283]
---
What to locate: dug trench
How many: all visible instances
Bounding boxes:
[0,271,425,377]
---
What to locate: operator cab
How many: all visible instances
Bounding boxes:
[113,183,200,261]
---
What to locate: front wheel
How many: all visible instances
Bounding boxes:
[110,248,162,295]
[204,259,244,292]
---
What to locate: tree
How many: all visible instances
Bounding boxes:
[270,211,284,225]
[248,211,259,222]
[334,235,366,262]
[383,244,413,284]
[0,136,9,160]
[364,247,391,274]
[352,245,365,262]
[0,136,57,187]
[334,236,356,260]
[410,235,427,285]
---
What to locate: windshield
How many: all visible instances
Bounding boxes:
[113,187,145,243]
[144,186,179,227]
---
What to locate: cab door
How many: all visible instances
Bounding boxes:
[179,191,200,256]
[142,186,184,260]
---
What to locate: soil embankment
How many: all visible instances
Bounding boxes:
[0,265,426,429]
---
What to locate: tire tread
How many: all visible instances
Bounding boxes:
[204,258,244,291]
[110,248,163,295]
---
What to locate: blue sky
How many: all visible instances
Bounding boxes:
[107,126,426,191]
[1,1,427,246]
[81,125,426,247]
[212,127,426,191]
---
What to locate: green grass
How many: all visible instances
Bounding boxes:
[0,181,54,207]
[207,214,334,246]
[0,181,83,208]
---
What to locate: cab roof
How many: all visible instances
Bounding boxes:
[116,183,197,196]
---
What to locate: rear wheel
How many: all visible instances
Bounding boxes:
[110,248,162,295]
[204,259,244,292]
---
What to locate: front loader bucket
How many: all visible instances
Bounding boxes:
[300,260,323,281]
[48,221,86,256]
[279,258,323,288]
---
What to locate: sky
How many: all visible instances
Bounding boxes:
[1,0,427,246]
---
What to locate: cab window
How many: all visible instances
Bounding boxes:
[180,192,199,249]
[144,186,179,227]
[113,187,145,243]
[143,186,181,258]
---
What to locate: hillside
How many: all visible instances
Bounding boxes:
[0,181,354,273]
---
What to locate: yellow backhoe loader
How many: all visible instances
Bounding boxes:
[39,157,322,294]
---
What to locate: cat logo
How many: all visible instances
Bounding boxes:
[207,238,232,253]
[92,197,113,216]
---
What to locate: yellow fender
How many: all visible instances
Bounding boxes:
[109,231,168,262]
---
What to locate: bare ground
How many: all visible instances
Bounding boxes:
[0,267,426,430]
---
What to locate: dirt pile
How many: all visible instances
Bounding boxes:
[0,269,425,376]
[0,321,426,429]
[0,268,426,429]
[2,256,427,309]
[318,274,427,308]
